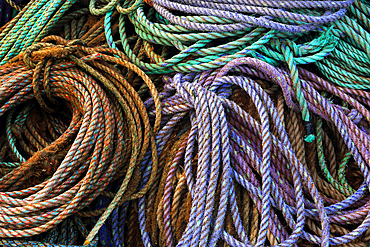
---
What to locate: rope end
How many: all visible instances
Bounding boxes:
[303,120,315,143]
[304,134,315,143]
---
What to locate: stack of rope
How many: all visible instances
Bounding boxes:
[1,0,370,246]
[135,57,370,247]
[0,33,161,246]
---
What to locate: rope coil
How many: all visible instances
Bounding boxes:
[150,0,353,33]
[135,57,370,247]
[0,34,161,245]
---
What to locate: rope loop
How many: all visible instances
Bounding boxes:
[89,0,144,15]
[0,33,161,242]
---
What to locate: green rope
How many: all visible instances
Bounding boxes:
[114,5,338,74]
[316,0,370,89]
[316,117,355,196]
[0,0,77,65]
[338,151,354,192]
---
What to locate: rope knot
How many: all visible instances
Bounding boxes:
[282,39,302,57]
[23,42,81,69]
[21,40,84,113]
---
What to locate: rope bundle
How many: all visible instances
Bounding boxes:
[127,57,370,247]
[315,0,370,89]
[0,34,161,245]
[150,0,353,33]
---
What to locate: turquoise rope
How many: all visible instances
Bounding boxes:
[315,0,370,89]
[0,0,77,65]
[103,3,340,142]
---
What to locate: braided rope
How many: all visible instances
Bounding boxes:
[0,33,161,246]
[129,57,370,247]
[150,0,352,33]
[315,0,370,89]
[0,0,78,65]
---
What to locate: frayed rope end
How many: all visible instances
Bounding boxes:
[303,120,315,143]
[304,134,315,143]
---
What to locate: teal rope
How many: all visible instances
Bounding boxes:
[103,3,340,141]
[315,0,370,89]
[281,42,313,141]
[0,0,77,65]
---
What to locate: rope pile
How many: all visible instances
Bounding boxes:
[136,57,370,247]
[315,0,370,89]
[0,34,160,246]
[1,0,370,246]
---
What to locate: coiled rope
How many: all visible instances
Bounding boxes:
[315,0,370,89]
[127,57,370,247]
[0,0,79,66]
[0,34,161,246]
[150,0,353,33]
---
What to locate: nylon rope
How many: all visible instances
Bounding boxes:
[1,0,370,246]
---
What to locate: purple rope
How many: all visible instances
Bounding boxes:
[141,56,370,246]
[151,0,353,33]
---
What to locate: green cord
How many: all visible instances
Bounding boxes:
[0,0,77,65]
[316,117,355,196]
[316,0,370,89]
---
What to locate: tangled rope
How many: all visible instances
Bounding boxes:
[2,0,370,246]
[102,0,354,142]
[0,0,81,66]
[90,0,353,32]
[315,0,370,89]
[124,57,370,247]
[150,0,353,33]
[103,1,340,74]
[0,34,161,246]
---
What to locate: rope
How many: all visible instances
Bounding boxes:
[0,33,161,246]
[132,57,370,247]
[2,0,370,246]
[150,0,353,33]
[315,0,370,89]
[109,4,339,74]
[0,0,78,66]
[100,1,348,142]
